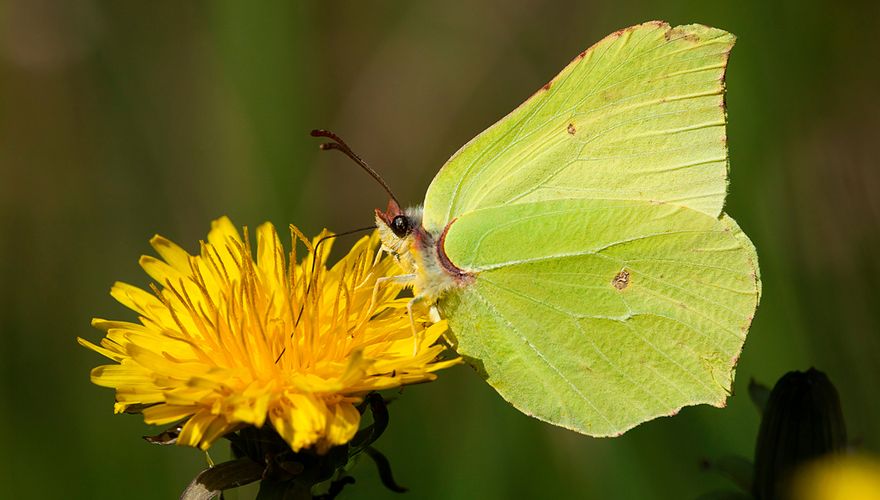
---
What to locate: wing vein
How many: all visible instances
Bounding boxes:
[469,286,617,429]
[480,276,672,411]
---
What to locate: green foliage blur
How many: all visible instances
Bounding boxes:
[2,1,878,498]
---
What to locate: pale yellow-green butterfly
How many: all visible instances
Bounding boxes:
[323,21,760,437]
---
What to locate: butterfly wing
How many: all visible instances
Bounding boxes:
[417,21,759,434]
[422,22,735,234]
[439,198,760,436]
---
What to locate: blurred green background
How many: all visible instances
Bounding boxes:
[2,1,878,498]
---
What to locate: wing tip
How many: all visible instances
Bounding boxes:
[611,20,736,43]
[533,19,736,104]
[665,22,737,45]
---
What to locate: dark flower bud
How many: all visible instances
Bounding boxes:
[753,368,847,500]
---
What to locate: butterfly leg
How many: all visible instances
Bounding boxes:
[367,274,424,355]
[369,274,416,315]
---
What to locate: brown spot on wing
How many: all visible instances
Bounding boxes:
[612,269,630,290]
[567,123,576,135]
[664,26,700,43]
[525,79,554,102]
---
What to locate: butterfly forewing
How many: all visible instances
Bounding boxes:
[422,22,735,234]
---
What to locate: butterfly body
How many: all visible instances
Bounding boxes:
[375,202,471,311]
[373,21,761,437]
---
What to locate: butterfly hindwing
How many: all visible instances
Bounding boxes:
[439,198,760,436]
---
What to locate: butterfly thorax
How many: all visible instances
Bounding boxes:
[375,203,469,305]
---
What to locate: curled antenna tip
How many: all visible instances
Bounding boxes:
[310,128,400,205]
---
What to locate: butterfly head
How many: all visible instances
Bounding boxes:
[375,199,426,274]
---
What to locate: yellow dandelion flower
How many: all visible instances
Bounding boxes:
[78,217,459,453]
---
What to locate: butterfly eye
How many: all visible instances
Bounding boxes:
[390,215,411,237]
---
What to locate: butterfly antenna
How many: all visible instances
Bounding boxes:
[311,129,400,206]
[274,224,376,365]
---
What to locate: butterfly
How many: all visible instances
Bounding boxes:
[333,21,760,437]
